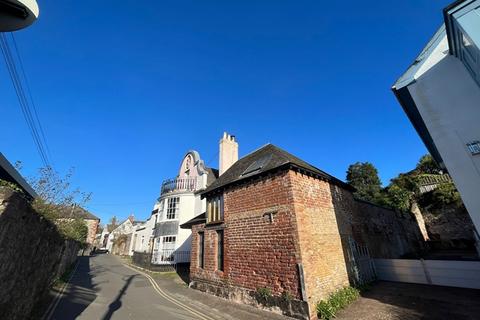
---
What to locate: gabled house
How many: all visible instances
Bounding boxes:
[181,140,425,320]
[149,148,219,264]
[107,215,136,255]
[392,0,480,249]
[57,206,100,245]
[98,222,117,250]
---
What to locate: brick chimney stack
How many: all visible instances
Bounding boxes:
[219,132,238,176]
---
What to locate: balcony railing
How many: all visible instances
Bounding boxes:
[161,177,199,195]
[151,249,191,265]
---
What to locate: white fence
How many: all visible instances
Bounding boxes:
[374,259,480,289]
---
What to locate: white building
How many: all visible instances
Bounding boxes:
[106,216,138,255]
[150,149,220,264]
[392,0,480,249]
[129,210,158,254]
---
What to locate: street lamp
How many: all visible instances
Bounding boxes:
[0,0,39,31]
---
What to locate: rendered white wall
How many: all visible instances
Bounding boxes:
[408,54,480,236]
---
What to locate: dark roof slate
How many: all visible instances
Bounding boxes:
[57,206,99,221]
[201,144,353,197]
[206,167,219,186]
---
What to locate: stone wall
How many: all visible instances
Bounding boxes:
[421,204,476,248]
[0,187,79,320]
[352,200,426,258]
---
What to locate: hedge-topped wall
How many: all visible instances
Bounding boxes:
[0,187,80,320]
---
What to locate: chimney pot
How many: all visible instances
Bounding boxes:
[219,132,239,176]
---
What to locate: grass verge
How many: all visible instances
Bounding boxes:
[54,263,75,287]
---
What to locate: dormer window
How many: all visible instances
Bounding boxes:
[207,195,224,223]
[241,155,272,176]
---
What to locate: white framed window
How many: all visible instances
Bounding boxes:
[161,235,176,261]
[154,237,161,250]
[159,200,165,218]
[166,197,179,220]
[207,195,224,223]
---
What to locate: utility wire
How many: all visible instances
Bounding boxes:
[0,33,51,168]
[205,149,219,168]
[10,33,52,162]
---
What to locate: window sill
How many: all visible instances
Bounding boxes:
[206,220,224,226]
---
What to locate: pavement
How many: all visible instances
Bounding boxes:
[46,254,288,320]
[336,281,480,320]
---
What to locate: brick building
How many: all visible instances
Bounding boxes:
[58,206,100,245]
[181,141,425,319]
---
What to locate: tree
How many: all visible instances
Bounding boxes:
[415,154,442,175]
[26,165,92,245]
[107,216,119,232]
[346,162,383,203]
[384,184,413,212]
[29,166,91,209]
[382,173,418,212]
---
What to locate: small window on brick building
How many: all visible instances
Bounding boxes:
[198,232,205,268]
[217,230,224,271]
[207,195,224,223]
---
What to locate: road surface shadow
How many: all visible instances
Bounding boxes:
[101,274,137,320]
[29,255,99,320]
[51,256,98,319]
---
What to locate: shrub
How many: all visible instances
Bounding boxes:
[59,218,88,244]
[281,290,293,302]
[0,179,24,194]
[431,183,462,208]
[316,286,360,320]
[256,287,272,300]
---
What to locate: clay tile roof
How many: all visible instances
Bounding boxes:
[201,143,353,197]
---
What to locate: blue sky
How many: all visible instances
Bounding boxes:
[1,0,451,224]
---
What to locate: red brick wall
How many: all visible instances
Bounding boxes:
[190,170,303,299]
[190,169,358,319]
[86,219,99,245]
[289,171,354,314]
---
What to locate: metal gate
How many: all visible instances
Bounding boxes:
[346,237,376,286]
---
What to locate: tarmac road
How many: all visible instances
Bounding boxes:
[47,253,211,320]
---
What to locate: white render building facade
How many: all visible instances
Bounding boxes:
[393,0,480,249]
[134,150,218,264]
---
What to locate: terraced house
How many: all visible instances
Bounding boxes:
[181,141,425,320]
